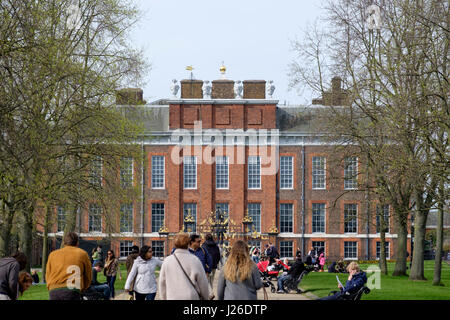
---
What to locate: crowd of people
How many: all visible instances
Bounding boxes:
[0,233,366,301]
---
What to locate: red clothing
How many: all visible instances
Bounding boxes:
[257,260,269,273]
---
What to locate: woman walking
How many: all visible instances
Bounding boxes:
[104,250,122,298]
[124,246,163,300]
[159,233,209,300]
[217,240,263,300]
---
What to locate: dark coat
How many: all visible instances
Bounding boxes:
[202,240,221,270]
[189,247,213,274]
[0,258,20,300]
[287,259,306,279]
[343,272,367,294]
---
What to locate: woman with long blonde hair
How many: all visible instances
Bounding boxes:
[217,240,263,300]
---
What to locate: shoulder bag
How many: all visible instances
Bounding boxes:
[174,253,205,300]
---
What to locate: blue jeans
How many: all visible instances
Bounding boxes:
[92,284,110,300]
[134,292,156,301]
[106,276,116,298]
[277,274,293,291]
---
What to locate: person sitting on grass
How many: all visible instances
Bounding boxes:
[318,261,367,300]
[90,261,111,300]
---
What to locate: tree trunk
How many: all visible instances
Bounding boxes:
[392,213,408,276]
[409,210,428,280]
[41,205,50,283]
[61,205,78,249]
[433,181,444,286]
[0,203,15,257]
[19,204,34,272]
[379,226,388,275]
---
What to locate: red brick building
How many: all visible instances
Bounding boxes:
[46,76,429,263]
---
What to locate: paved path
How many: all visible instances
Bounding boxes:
[117,270,311,300]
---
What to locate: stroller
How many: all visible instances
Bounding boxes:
[259,270,276,293]
[257,259,281,280]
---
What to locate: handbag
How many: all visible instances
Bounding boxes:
[174,253,205,300]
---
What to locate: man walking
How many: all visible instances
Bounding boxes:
[266,242,280,265]
[201,234,221,290]
[46,232,92,300]
[189,234,212,276]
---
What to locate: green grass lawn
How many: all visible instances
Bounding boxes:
[299,260,450,300]
[20,261,450,300]
[20,264,131,300]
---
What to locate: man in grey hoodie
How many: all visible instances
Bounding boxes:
[0,252,27,300]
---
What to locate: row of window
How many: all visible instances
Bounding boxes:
[56,202,390,235]
[151,155,359,190]
[117,240,390,260]
[89,156,134,188]
[57,202,390,234]
[89,155,359,191]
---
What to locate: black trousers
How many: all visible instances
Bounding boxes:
[49,289,82,300]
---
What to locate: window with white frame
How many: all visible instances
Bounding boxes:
[216,156,229,189]
[312,203,326,233]
[344,157,358,189]
[151,156,165,189]
[280,156,293,189]
[312,156,326,189]
[248,156,261,189]
[183,203,197,232]
[120,157,133,188]
[119,241,134,258]
[312,241,325,255]
[151,241,164,258]
[88,204,102,232]
[247,203,261,232]
[376,241,390,259]
[120,203,133,233]
[183,156,197,189]
[151,203,165,233]
[344,241,358,259]
[89,156,102,187]
[280,241,293,258]
[280,203,293,233]
[57,206,66,232]
[344,203,358,233]
[376,204,390,233]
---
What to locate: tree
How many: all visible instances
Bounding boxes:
[0,0,148,270]
[289,0,448,277]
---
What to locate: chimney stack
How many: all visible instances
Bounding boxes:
[243,80,266,99]
[180,79,204,99]
[212,80,235,99]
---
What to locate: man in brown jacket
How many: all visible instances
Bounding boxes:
[46,232,92,300]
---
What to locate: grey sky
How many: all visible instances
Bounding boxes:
[131,0,323,105]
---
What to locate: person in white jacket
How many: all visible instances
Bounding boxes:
[159,233,209,300]
[124,245,163,300]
